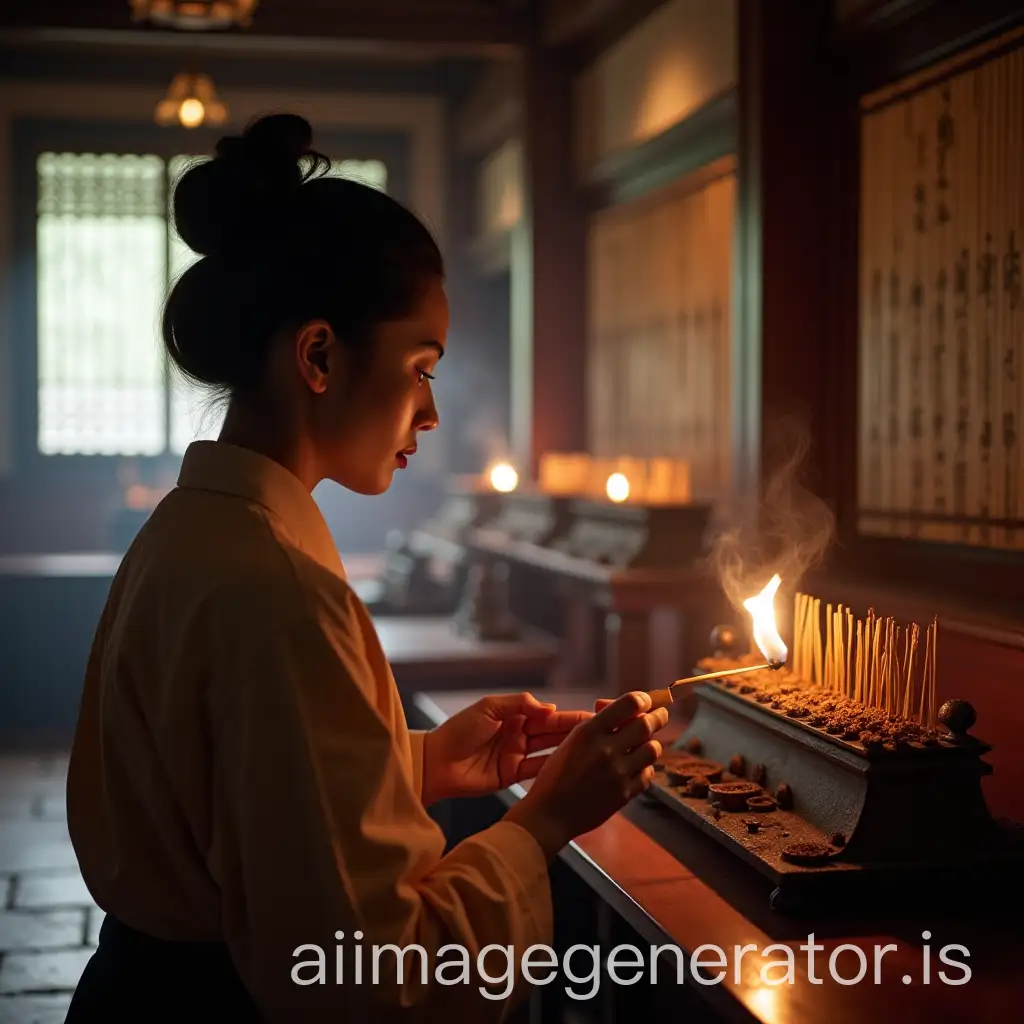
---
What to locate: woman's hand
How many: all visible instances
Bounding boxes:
[420,693,591,804]
[504,691,669,860]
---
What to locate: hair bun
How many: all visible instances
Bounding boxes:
[172,113,327,256]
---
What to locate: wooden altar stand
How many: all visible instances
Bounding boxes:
[409,687,1023,1024]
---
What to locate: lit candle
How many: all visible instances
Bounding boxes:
[487,461,518,493]
[605,472,629,502]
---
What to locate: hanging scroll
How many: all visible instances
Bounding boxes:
[857,31,1024,550]
[587,168,734,499]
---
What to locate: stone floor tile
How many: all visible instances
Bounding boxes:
[0,823,78,874]
[0,758,49,782]
[0,795,36,820]
[0,994,73,1024]
[0,948,93,994]
[0,909,86,952]
[0,773,66,804]
[14,871,92,911]
[86,907,103,947]
[35,757,69,781]
[35,797,66,823]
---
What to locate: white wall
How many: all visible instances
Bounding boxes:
[0,81,446,478]
[574,0,737,174]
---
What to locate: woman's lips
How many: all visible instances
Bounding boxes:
[396,447,416,469]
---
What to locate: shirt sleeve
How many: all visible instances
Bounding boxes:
[207,598,553,1022]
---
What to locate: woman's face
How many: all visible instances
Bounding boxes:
[313,276,447,494]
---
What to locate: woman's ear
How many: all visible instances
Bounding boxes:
[294,320,338,393]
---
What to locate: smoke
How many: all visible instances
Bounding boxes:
[705,416,835,616]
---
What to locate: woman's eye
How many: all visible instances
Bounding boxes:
[418,369,435,383]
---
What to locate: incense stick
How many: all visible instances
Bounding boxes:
[846,609,854,700]
[646,660,784,707]
[779,592,939,724]
[825,603,834,691]
[813,598,823,685]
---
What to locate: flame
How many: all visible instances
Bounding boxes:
[742,574,788,666]
[606,472,629,502]
[488,461,518,493]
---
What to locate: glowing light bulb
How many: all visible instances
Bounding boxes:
[489,462,518,493]
[606,472,630,502]
[179,98,205,128]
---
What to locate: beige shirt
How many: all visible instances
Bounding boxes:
[67,440,552,1021]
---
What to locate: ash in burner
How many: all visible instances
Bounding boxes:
[697,654,954,752]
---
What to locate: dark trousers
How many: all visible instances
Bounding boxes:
[65,914,265,1023]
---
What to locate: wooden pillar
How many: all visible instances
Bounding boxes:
[511,45,588,479]
[604,609,651,695]
[734,0,840,516]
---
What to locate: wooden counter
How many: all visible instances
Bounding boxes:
[376,615,560,693]
[411,688,1022,1024]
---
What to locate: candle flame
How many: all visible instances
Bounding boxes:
[488,461,518,493]
[742,574,788,666]
[606,472,629,502]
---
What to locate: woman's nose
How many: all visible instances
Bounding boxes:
[416,391,439,431]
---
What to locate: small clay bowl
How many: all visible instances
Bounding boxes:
[707,781,761,812]
[780,841,832,866]
[745,795,775,812]
[663,758,723,786]
[685,775,710,798]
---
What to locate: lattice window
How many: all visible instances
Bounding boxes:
[37,153,167,455]
[35,152,389,458]
[167,153,218,455]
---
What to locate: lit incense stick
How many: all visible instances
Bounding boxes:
[647,661,784,708]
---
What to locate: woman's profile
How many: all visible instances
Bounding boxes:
[63,113,666,1022]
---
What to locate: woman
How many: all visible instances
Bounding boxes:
[64,114,667,1022]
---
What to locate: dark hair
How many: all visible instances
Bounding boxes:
[162,113,444,395]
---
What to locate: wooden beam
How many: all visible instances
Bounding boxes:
[832,0,1024,92]
[0,35,487,96]
[540,0,670,67]
[585,89,736,209]
[455,58,521,157]
[0,0,529,48]
[541,0,619,45]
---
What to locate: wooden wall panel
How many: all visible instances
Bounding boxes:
[857,31,1024,550]
[586,168,734,498]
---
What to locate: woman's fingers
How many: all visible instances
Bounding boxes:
[623,738,662,776]
[517,754,549,780]
[528,729,584,754]
[480,692,556,720]
[612,708,670,751]
[523,709,591,735]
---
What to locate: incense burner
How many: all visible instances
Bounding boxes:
[647,637,1024,912]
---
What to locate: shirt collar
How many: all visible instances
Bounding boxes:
[176,440,346,579]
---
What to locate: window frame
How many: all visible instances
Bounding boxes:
[11,117,411,481]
